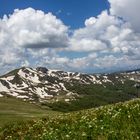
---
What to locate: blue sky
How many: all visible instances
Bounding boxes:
[0,0,109,29]
[0,0,140,74]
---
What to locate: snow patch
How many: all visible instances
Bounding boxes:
[65,99,70,102]
[1,76,15,81]
[59,83,67,91]
[18,69,40,83]
[30,74,40,83]
[102,76,112,83]
[89,75,96,82]
[0,94,3,97]
[17,95,29,99]
[7,92,19,97]
[35,87,53,98]
[130,77,135,81]
[0,82,9,92]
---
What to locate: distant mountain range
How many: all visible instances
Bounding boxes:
[0,67,139,105]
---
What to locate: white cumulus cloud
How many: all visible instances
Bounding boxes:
[0,8,69,73]
[1,8,68,49]
[0,1,140,74]
[109,0,140,32]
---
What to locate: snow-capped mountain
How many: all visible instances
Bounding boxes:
[0,67,140,102]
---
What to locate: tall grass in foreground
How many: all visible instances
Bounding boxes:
[1,99,140,140]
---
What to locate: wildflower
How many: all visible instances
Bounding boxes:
[82,132,87,136]
[101,126,104,130]
[66,134,70,138]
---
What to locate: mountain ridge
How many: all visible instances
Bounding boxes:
[0,67,140,105]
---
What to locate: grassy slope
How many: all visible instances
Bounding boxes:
[1,99,140,140]
[0,97,58,127]
[44,80,137,112]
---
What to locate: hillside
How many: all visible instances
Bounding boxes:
[1,99,140,139]
[0,68,140,139]
[0,67,139,111]
[0,97,58,127]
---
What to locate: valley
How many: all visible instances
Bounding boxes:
[0,67,139,108]
[0,67,140,139]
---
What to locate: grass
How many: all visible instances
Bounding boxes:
[44,80,137,112]
[0,97,58,127]
[1,98,140,139]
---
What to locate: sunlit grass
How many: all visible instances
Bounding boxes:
[0,97,59,127]
[1,99,140,139]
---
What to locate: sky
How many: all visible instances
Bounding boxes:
[0,0,140,74]
[0,0,109,29]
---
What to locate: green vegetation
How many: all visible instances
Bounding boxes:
[1,99,140,139]
[0,78,139,139]
[44,80,137,112]
[0,97,58,127]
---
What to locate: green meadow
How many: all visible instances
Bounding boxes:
[0,98,140,140]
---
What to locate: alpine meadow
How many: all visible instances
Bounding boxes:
[0,0,140,139]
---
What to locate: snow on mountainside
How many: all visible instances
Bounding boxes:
[0,67,140,102]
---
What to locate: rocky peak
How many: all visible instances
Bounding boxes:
[36,67,48,73]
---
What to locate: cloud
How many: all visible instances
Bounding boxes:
[85,17,97,26]
[67,10,139,55]
[67,11,122,52]
[37,53,98,72]
[56,10,62,15]
[109,0,140,32]
[0,8,69,73]
[0,3,140,74]
[68,38,107,52]
[65,8,140,72]
[1,8,68,49]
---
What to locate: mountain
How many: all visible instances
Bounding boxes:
[0,67,140,109]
